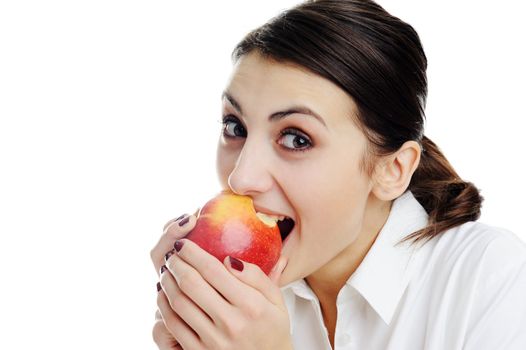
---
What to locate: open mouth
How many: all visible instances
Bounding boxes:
[277,217,295,242]
[255,210,296,242]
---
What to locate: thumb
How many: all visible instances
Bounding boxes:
[269,255,288,286]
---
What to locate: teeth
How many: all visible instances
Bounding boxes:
[256,212,287,222]
[270,215,286,221]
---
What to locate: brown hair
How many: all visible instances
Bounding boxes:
[232,0,483,244]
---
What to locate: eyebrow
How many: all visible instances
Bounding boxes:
[221,91,327,128]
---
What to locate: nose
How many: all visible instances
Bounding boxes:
[227,140,273,196]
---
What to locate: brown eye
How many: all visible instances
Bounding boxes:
[278,128,312,152]
[222,115,246,138]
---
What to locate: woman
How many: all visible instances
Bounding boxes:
[150,0,526,349]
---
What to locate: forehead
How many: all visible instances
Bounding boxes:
[224,52,357,122]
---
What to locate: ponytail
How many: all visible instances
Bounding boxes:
[404,136,484,244]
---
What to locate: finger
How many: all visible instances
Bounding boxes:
[151,214,197,275]
[162,208,199,232]
[162,214,189,232]
[152,319,181,350]
[157,287,202,350]
[172,239,261,309]
[268,255,288,286]
[165,246,235,326]
[225,256,285,307]
[160,264,222,346]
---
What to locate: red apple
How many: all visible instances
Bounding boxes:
[185,191,282,275]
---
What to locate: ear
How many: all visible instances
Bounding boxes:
[371,140,421,201]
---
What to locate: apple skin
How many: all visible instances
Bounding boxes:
[185,191,282,275]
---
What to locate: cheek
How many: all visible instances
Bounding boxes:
[298,151,368,210]
[311,174,368,233]
[295,155,371,246]
[280,169,370,283]
[337,168,370,228]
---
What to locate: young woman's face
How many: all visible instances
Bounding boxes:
[216,51,376,285]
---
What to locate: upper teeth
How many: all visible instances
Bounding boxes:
[256,212,286,222]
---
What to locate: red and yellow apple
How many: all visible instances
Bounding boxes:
[185,191,282,275]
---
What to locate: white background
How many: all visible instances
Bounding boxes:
[0,0,524,349]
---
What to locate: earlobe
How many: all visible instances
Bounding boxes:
[372,141,421,201]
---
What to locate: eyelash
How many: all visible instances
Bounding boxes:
[220,115,313,153]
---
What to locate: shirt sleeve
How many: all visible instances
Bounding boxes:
[463,257,526,350]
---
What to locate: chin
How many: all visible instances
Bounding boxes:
[277,261,309,287]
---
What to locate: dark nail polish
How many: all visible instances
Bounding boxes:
[175,214,187,221]
[164,249,175,262]
[156,282,162,292]
[174,240,184,252]
[160,265,167,274]
[178,216,190,227]
[229,256,244,272]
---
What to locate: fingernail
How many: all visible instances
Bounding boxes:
[160,265,167,274]
[174,240,184,252]
[175,213,187,221]
[164,249,175,262]
[178,216,190,227]
[229,256,244,272]
[156,282,162,292]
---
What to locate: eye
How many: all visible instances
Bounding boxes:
[278,128,313,152]
[222,115,246,138]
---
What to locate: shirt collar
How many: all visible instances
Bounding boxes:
[347,190,429,324]
[280,279,309,334]
[281,191,429,327]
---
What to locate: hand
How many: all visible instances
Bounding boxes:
[150,211,199,275]
[158,238,292,350]
[151,212,199,349]
[152,310,182,349]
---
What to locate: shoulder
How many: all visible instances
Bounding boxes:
[429,221,526,276]
[412,221,526,299]
[426,222,526,348]
[411,222,526,347]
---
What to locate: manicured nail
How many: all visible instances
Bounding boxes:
[160,265,167,274]
[164,249,175,262]
[174,240,184,252]
[229,256,244,272]
[178,216,190,227]
[156,282,162,292]
[175,213,187,221]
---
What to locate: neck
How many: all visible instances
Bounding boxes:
[303,195,392,349]
[306,195,392,301]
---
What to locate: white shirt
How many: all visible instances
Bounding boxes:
[281,191,526,350]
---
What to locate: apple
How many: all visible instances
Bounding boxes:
[185,191,283,275]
